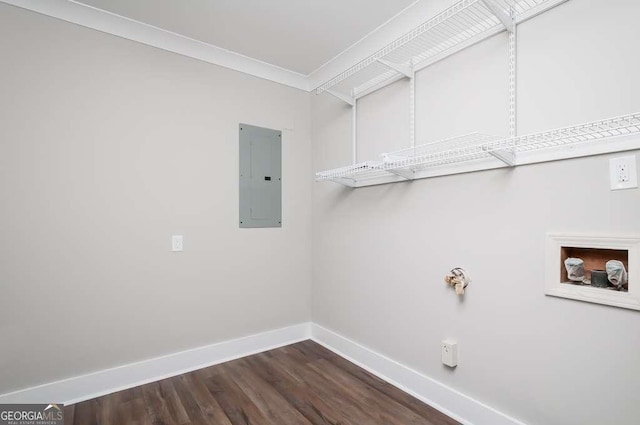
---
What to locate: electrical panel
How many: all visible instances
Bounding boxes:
[239,124,282,228]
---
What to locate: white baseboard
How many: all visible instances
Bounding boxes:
[0,322,311,405]
[0,321,525,425]
[310,323,526,425]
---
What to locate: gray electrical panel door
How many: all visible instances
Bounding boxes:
[239,124,282,228]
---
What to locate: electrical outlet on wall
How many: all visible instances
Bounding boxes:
[441,340,458,367]
[172,235,183,252]
[610,155,638,190]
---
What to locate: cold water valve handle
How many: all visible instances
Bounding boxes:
[444,267,471,295]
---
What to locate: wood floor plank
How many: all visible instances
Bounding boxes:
[267,349,387,425]
[282,341,331,362]
[131,395,154,425]
[249,350,307,385]
[64,404,75,425]
[96,392,120,425]
[157,379,191,425]
[115,400,136,425]
[64,340,460,425]
[182,372,233,425]
[244,352,355,425]
[73,399,98,425]
[204,370,275,425]
[142,381,177,425]
[170,374,221,425]
[225,359,314,425]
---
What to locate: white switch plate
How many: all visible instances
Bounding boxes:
[610,155,638,190]
[172,235,183,252]
[441,339,458,367]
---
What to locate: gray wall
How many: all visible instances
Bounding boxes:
[312,1,640,424]
[2,0,640,423]
[0,4,311,394]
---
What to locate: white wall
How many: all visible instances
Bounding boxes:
[0,4,311,394]
[312,1,640,425]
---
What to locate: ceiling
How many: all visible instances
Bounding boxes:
[74,0,419,75]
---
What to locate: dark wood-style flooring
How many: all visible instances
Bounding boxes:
[64,340,459,425]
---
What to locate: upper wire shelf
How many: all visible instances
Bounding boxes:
[382,133,503,169]
[315,0,565,98]
[316,113,640,185]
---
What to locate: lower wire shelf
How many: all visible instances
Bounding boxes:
[316,112,640,187]
[315,161,387,184]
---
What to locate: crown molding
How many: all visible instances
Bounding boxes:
[0,0,466,94]
[0,0,310,91]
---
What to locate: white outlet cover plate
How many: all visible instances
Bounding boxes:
[610,155,638,190]
[172,235,183,252]
[441,339,458,367]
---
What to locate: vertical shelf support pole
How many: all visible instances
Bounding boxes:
[481,0,517,138]
[327,89,357,165]
[376,58,416,179]
[508,15,517,138]
[409,59,416,149]
[351,89,357,165]
[375,58,416,149]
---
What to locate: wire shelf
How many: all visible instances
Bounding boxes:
[315,161,386,182]
[511,113,640,152]
[382,133,503,169]
[315,0,558,98]
[315,113,640,185]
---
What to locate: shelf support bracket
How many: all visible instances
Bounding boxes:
[327,90,355,106]
[481,0,514,32]
[330,177,356,187]
[387,168,415,180]
[376,59,414,79]
[484,147,516,167]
